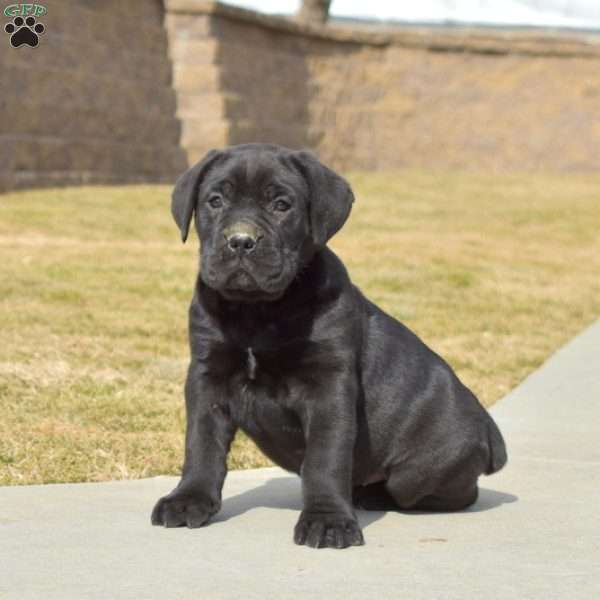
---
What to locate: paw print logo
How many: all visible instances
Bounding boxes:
[4,15,45,48]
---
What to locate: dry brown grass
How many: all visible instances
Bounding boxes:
[1,173,599,485]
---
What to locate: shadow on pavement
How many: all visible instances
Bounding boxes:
[215,475,517,528]
[468,487,518,512]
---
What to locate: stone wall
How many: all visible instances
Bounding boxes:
[2,0,600,192]
[166,0,600,172]
[0,0,186,191]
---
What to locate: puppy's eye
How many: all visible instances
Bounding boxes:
[273,198,291,212]
[208,195,223,209]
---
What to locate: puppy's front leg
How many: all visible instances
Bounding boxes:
[151,360,235,528]
[294,374,364,549]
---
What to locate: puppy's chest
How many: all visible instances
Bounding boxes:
[244,347,258,382]
[217,345,305,436]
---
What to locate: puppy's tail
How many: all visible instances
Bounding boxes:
[485,418,507,475]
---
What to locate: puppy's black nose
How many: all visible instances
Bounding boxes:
[227,233,257,254]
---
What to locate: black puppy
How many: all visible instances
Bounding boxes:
[151,143,507,549]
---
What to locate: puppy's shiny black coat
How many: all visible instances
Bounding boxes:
[151,144,507,549]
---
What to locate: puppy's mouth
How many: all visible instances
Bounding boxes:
[225,269,259,292]
[206,267,285,303]
[200,245,298,302]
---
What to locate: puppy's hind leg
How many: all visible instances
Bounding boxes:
[411,485,479,512]
[384,464,479,512]
[353,469,478,512]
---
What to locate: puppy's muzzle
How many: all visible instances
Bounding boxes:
[223,222,262,257]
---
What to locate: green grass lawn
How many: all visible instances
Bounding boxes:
[1,172,599,485]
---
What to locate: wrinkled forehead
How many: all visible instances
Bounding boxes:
[203,150,306,195]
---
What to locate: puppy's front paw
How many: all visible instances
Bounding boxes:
[294,511,364,549]
[151,490,215,529]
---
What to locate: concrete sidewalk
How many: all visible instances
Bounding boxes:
[2,320,599,600]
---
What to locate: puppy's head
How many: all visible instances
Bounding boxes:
[171,143,354,302]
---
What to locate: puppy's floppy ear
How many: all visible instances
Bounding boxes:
[171,149,222,243]
[290,150,354,247]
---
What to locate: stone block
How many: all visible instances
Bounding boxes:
[167,38,219,64]
[172,64,221,93]
[165,13,212,39]
[180,119,230,148]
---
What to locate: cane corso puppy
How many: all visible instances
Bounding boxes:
[151,143,507,549]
